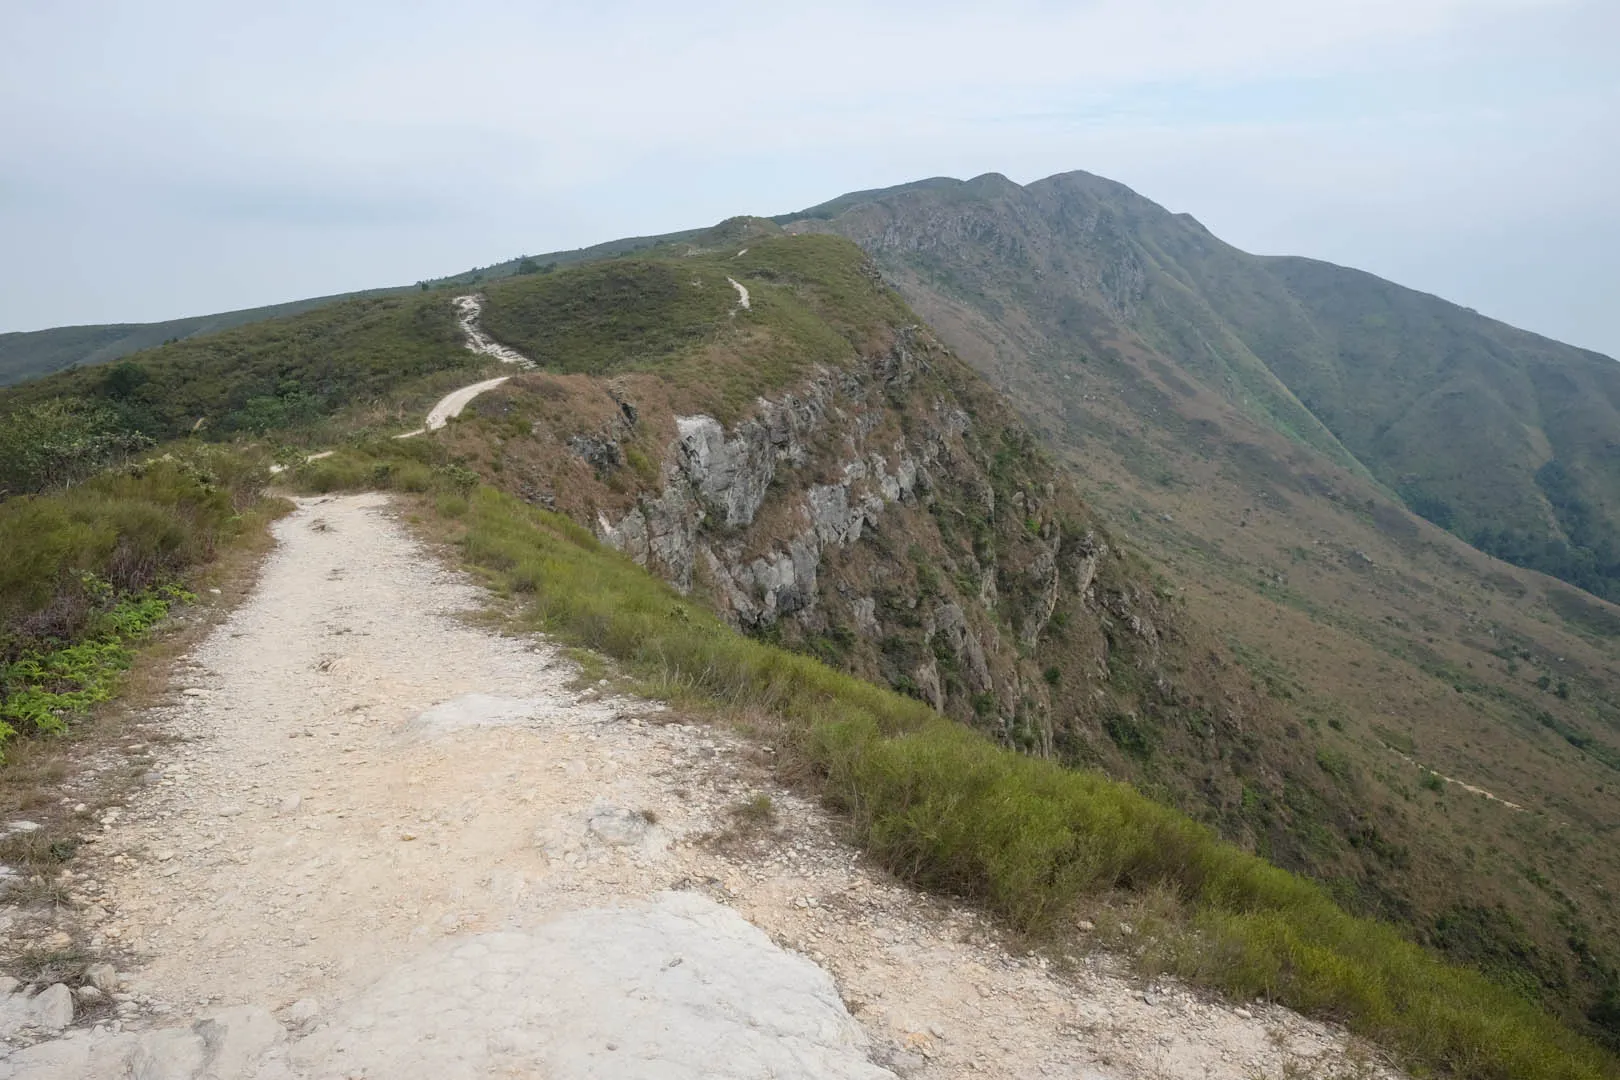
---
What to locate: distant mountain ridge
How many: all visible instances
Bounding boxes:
[0,288,415,388]
[780,170,1620,603]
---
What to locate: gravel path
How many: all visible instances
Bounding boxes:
[0,495,1404,1079]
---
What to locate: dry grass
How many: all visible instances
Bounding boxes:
[704,793,782,858]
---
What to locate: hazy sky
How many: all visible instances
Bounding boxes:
[3,1,1616,356]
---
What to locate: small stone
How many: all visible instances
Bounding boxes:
[586,806,650,846]
[286,998,320,1027]
[75,985,106,1005]
[1234,1007,1253,1020]
[1141,992,1158,1006]
[0,976,19,996]
[1076,919,1095,932]
[218,805,243,818]
[884,1049,927,1075]
[85,963,120,992]
[6,820,41,834]
[278,795,302,815]
[31,983,74,1029]
[73,804,88,814]
[195,1005,285,1068]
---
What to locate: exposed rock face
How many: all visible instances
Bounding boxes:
[585,329,1170,742]
[456,296,1202,761]
[601,334,946,630]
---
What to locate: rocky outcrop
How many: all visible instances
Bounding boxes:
[475,314,1179,749]
[577,325,1187,740]
[601,334,949,630]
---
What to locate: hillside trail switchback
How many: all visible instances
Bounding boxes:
[0,493,1404,1079]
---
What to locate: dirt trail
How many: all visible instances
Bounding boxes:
[452,294,533,368]
[0,496,1402,1079]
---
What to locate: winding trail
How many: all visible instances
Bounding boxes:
[393,375,511,440]
[0,495,1404,1079]
[393,295,530,439]
[727,276,751,311]
[0,287,1404,1079]
[452,294,533,368]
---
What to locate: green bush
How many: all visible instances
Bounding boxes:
[0,400,153,496]
[0,587,188,746]
[0,455,247,652]
[0,449,268,754]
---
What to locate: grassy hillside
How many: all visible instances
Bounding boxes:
[1254,256,1620,598]
[0,287,408,388]
[783,174,1620,1050]
[789,171,1620,601]
[0,292,486,447]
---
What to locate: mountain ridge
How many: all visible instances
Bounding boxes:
[6,201,1620,1062]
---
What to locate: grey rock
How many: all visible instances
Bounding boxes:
[875,1046,927,1075]
[1019,545,1062,648]
[586,806,650,847]
[286,891,894,1079]
[129,1026,207,1078]
[852,597,879,637]
[676,414,777,528]
[568,434,624,472]
[32,983,74,1029]
[74,985,106,1005]
[285,998,320,1028]
[195,1004,285,1068]
[84,963,120,993]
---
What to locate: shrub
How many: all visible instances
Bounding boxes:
[0,400,153,497]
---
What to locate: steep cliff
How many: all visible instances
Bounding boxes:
[435,232,1357,884]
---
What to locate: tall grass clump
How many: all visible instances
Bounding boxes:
[440,481,1613,1080]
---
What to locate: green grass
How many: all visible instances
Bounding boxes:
[0,447,272,753]
[475,233,915,421]
[0,292,475,441]
[478,259,732,374]
[309,459,1609,1080]
[0,586,188,745]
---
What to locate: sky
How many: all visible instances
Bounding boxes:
[2,0,1616,357]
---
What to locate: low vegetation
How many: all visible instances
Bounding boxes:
[788,170,1620,1049]
[5,220,1616,1072]
[0,448,274,755]
[0,293,475,442]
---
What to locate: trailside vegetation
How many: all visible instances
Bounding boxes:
[0,450,275,754]
[289,442,1618,1080]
